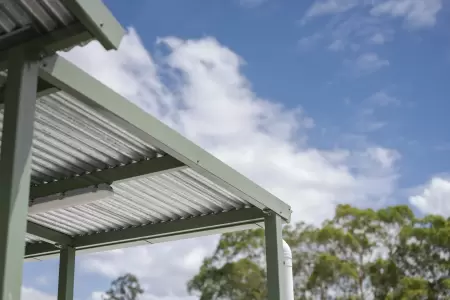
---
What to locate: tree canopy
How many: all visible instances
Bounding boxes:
[103,273,144,300]
[188,205,450,300]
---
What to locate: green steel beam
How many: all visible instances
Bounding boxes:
[64,0,125,50]
[25,208,265,260]
[26,222,73,246]
[24,242,58,261]
[30,155,185,199]
[0,23,92,71]
[38,55,292,222]
[57,246,75,300]
[75,207,265,248]
[264,212,286,300]
[0,49,39,300]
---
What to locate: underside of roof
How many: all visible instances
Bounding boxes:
[0,0,125,66]
[0,0,74,36]
[0,52,291,261]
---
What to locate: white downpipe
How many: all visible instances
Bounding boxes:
[282,240,295,300]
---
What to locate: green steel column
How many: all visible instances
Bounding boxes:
[265,213,286,300]
[0,49,39,300]
[57,246,76,300]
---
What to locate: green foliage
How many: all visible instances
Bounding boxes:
[103,273,144,300]
[187,229,267,300]
[188,205,450,300]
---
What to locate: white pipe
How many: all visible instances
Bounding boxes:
[282,239,295,300]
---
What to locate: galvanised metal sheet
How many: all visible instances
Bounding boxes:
[0,0,74,37]
[1,91,160,184]
[28,169,251,237]
[0,91,252,243]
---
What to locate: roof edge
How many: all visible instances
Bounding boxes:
[64,0,125,50]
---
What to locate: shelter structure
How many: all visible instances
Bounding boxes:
[0,1,292,299]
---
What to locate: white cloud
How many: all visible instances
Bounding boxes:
[326,15,388,51]
[305,0,359,18]
[410,177,450,217]
[21,287,54,300]
[371,0,442,28]
[367,91,400,106]
[303,0,442,45]
[35,275,49,287]
[366,147,400,170]
[90,291,104,300]
[329,39,345,51]
[298,33,323,50]
[304,0,442,28]
[369,32,387,44]
[80,237,217,298]
[239,0,265,7]
[353,52,389,74]
[63,28,399,299]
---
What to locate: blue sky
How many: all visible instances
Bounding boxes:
[23,1,450,299]
[101,0,450,188]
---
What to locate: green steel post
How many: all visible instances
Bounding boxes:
[264,213,286,300]
[0,49,38,300]
[57,246,76,300]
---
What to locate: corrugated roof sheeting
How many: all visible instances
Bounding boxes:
[0,90,253,243]
[0,0,74,36]
[28,169,251,237]
[0,91,160,185]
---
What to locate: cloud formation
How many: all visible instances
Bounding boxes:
[410,177,450,217]
[59,28,400,299]
[22,287,54,300]
[305,0,359,18]
[239,0,266,8]
[348,52,390,75]
[305,0,442,29]
[371,0,442,28]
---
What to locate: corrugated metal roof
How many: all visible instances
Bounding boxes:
[0,0,74,37]
[0,90,252,243]
[1,91,160,185]
[28,169,250,237]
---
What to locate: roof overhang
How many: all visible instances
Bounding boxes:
[2,49,291,260]
[0,0,125,70]
[38,54,292,221]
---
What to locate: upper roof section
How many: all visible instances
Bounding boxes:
[0,0,124,58]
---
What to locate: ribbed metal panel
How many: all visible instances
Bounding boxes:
[0,0,74,36]
[28,169,251,237]
[0,90,253,243]
[0,92,160,184]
